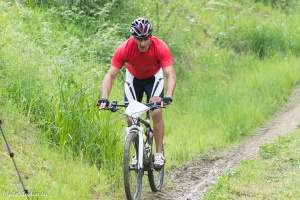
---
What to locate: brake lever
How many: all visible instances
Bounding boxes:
[108,101,119,112]
[109,106,119,112]
[149,104,162,111]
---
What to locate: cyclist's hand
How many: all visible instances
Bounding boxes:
[162,97,172,105]
[97,98,109,110]
[149,96,163,108]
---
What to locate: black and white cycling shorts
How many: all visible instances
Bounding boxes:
[124,68,164,103]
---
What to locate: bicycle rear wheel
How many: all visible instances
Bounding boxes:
[148,153,164,191]
[124,130,143,200]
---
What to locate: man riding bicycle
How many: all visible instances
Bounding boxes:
[98,17,176,169]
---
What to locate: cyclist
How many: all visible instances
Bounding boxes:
[98,17,176,169]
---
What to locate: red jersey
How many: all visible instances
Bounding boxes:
[111,36,174,79]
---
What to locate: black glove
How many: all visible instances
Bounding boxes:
[97,98,109,108]
[162,97,173,105]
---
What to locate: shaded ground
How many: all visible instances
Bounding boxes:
[142,87,300,200]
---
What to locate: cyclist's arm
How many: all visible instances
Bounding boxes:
[163,65,176,98]
[101,65,120,99]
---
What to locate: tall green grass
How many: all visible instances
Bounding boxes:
[166,54,300,162]
[0,101,123,200]
[0,1,124,178]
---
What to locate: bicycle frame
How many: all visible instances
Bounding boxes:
[126,124,143,170]
[126,113,153,170]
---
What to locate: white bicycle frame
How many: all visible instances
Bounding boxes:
[125,125,144,170]
[124,100,151,170]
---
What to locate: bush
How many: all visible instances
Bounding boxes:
[215,21,289,58]
[255,0,299,10]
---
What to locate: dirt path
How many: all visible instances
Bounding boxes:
[143,87,300,200]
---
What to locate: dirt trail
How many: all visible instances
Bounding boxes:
[143,87,300,200]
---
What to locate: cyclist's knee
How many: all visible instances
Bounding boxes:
[149,96,162,119]
[149,96,161,103]
[127,117,133,126]
[151,109,162,121]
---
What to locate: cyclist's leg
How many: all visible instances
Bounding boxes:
[124,69,144,126]
[124,70,145,166]
[124,69,143,102]
[149,96,164,154]
[145,69,164,154]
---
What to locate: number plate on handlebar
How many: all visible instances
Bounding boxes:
[125,100,150,118]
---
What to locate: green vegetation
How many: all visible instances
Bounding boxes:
[1,0,300,198]
[0,101,122,200]
[203,129,300,200]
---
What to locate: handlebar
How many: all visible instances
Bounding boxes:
[97,101,164,112]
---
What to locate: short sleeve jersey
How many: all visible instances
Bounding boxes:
[111,36,174,80]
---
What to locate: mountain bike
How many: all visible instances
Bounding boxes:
[101,100,165,200]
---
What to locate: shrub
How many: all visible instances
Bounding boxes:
[215,22,289,58]
[255,0,299,10]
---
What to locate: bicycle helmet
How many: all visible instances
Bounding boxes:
[130,17,153,38]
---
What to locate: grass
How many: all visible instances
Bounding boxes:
[0,0,124,173]
[1,0,300,198]
[165,54,300,164]
[0,101,123,200]
[203,129,300,200]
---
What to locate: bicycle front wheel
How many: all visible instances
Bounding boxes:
[123,130,143,200]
